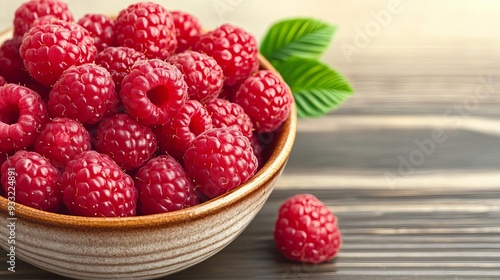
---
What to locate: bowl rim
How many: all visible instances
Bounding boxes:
[0,28,298,229]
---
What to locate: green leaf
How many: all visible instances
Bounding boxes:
[260,18,336,62]
[274,57,354,118]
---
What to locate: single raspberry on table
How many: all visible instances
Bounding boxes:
[274,194,342,264]
[114,2,177,59]
[95,46,147,92]
[13,0,73,37]
[0,37,27,84]
[0,84,48,153]
[20,19,97,87]
[135,155,199,215]
[1,150,61,212]
[154,100,213,161]
[205,98,254,141]
[194,23,259,86]
[62,151,137,217]
[169,50,224,104]
[94,113,158,171]
[234,70,293,132]
[77,14,116,52]
[183,127,258,199]
[34,118,91,169]
[171,11,202,53]
[48,63,117,125]
[120,59,188,126]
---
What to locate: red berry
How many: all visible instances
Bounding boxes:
[234,70,293,132]
[183,127,258,199]
[62,151,137,217]
[95,46,147,92]
[205,98,253,140]
[120,59,188,126]
[0,76,6,87]
[1,150,61,212]
[154,100,213,161]
[135,155,199,215]
[77,14,116,52]
[194,23,259,86]
[274,194,342,264]
[20,19,97,87]
[171,11,202,53]
[34,118,91,169]
[94,113,158,171]
[0,84,49,153]
[114,2,176,59]
[13,0,73,37]
[169,50,224,103]
[0,37,27,84]
[48,63,117,125]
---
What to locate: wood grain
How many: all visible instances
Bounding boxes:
[1,0,500,279]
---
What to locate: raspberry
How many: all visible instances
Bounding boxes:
[194,23,259,86]
[1,150,61,212]
[120,59,188,126]
[77,14,116,52]
[13,0,73,37]
[34,118,91,169]
[183,127,258,199]
[0,84,49,153]
[154,100,213,161]
[0,37,27,84]
[114,2,176,59]
[20,19,97,87]
[274,194,342,264]
[169,50,224,103]
[0,77,6,87]
[135,155,199,215]
[62,151,137,217]
[94,113,158,171]
[234,70,293,132]
[95,46,147,92]
[48,63,117,125]
[171,11,202,53]
[205,98,253,140]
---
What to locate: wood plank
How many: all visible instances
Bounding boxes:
[1,188,499,279]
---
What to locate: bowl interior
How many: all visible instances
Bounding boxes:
[0,27,297,228]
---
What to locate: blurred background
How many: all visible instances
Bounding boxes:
[2,0,500,186]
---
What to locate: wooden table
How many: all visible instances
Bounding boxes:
[2,0,500,279]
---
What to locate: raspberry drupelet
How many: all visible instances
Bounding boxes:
[183,127,258,199]
[171,11,202,53]
[114,2,177,59]
[94,113,158,171]
[20,19,97,87]
[154,100,213,162]
[169,50,224,104]
[0,84,49,153]
[120,59,188,126]
[62,151,138,217]
[48,63,117,125]
[274,194,342,264]
[13,0,74,37]
[34,118,91,169]
[194,23,259,87]
[1,150,61,212]
[135,155,199,215]
[77,14,116,52]
[234,70,293,132]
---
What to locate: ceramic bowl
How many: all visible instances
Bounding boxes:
[0,29,297,279]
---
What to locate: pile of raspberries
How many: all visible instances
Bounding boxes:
[0,0,293,217]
